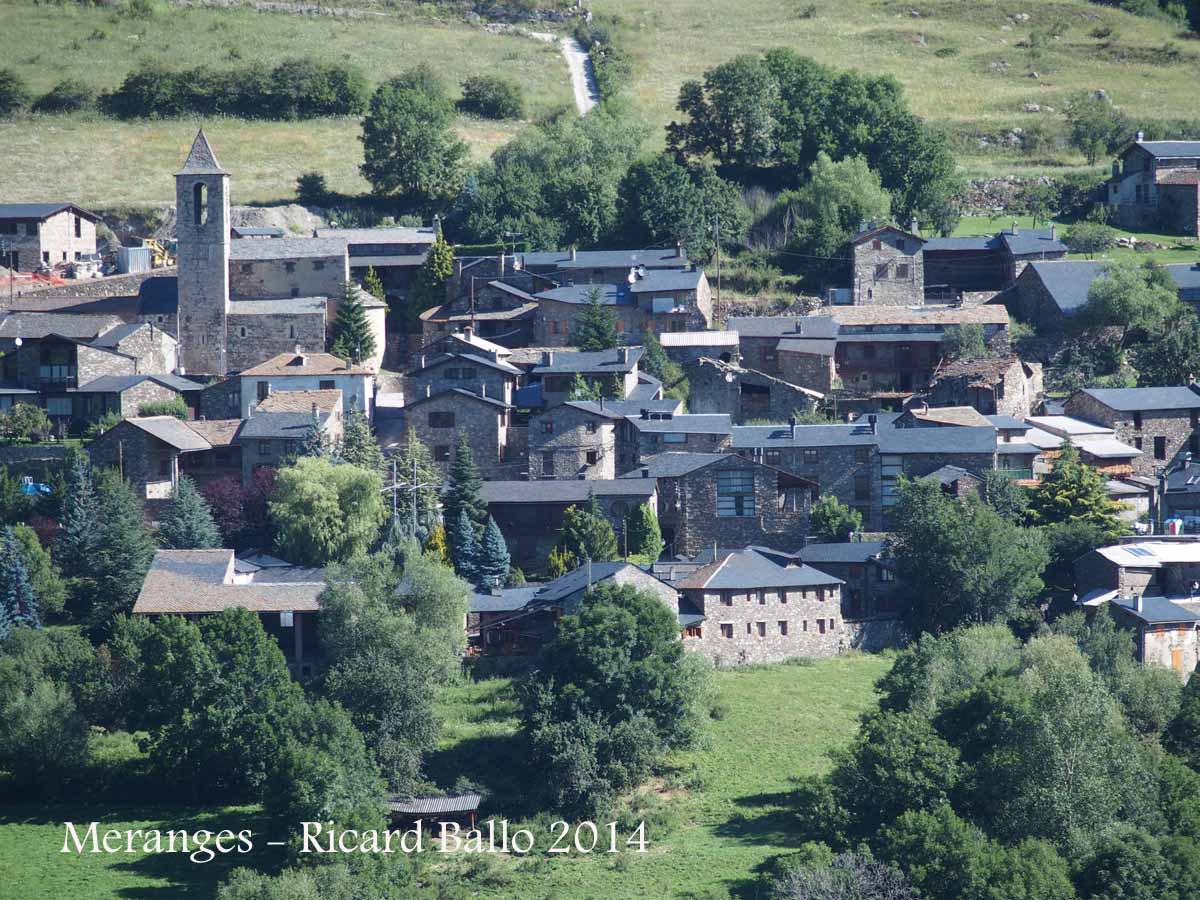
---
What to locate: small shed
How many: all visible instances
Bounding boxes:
[388,792,482,830]
[117,246,153,274]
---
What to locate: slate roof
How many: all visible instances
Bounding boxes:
[905,406,993,427]
[176,129,229,175]
[91,322,165,347]
[239,351,369,377]
[535,283,631,305]
[1167,264,1200,292]
[228,297,327,316]
[566,398,682,419]
[998,227,1067,257]
[480,480,656,504]
[725,315,839,339]
[822,305,1009,326]
[628,413,732,435]
[987,415,1031,430]
[1080,386,1200,412]
[528,562,643,605]
[315,226,435,244]
[1024,261,1106,314]
[532,347,643,375]
[239,410,329,439]
[133,549,324,614]
[519,248,689,271]
[74,374,204,394]
[1165,463,1200,494]
[256,389,342,414]
[731,421,885,449]
[228,238,346,261]
[628,269,705,293]
[678,548,842,590]
[0,312,123,340]
[137,276,179,315]
[1112,594,1200,625]
[401,387,510,411]
[126,416,212,451]
[407,351,521,377]
[1135,140,1200,159]
[875,425,997,455]
[922,233,1002,252]
[231,226,285,238]
[469,587,539,614]
[619,452,738,478]
[0,203,99,222]
[798,541,888,564]
[925,464,984,486]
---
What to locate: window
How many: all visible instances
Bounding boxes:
[290,288,300,298]
[257,381,270,402]
[818,588,826,602]
[765,449,781,466]
[854,475,870,501]
[720,623,733,639]
[238,326,247,338]
[803,449,818,465]
[684,625,702,638]
[746,622,753,635]
[193,183,207,226]
[854,447,870,464]
[318,380,335,391]
[875,263,889,279]
[880,568,896,582]
[872,239,882,250]
[758,591,767,605]
[75,251,81,260]
[313,260,325,271]
[285,440,299,456]
[1133,412,1143,429]
[716,469,756,517]
[284,262,296,274]
[817,619,826,635]
[1155,436,1167,460]
[756,621,766,638]
[586,420,597,434]
[585,450,598,465]
[288,324,297,340]
[74,216,82,238]
[434,445,450,462]
[428,411,455,428]
[258,440,271,456]
[896,263,909,280]
[803,620,808,632]
[542,421,554,434]
[42,251,49,264]
[542,452,555,476]
[1135,437,1143,451]
[241,263,252,274]
[46,397,72,416]
[779,620,788,636]
[663,432,687,444]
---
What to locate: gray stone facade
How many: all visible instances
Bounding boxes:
[88,421,178,501]
[527,404,617,480]
[1065,390,1200,479]
[404,355,517,408]
[927,357,1043,419]
[225,310,326,375]
[402,391,513,480]
[686,358,821,424]
[0,206,97,273]
[176,135,231,376]
[851,227,925,306]
[737,440,880,530]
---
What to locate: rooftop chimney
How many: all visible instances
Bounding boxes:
[498,251,506,276]
[616,347,629,365]
[910,217,920,236]
[789,415,797,440]
[1011,221,1019,236]
[641,467,650,478]
[868,413,878,435]
[426,384,431,398]
[481,384,487,398]
[795,320,804,336]
[570,246,577,261]
[921,401,929,414]
[676,240,684,259]
[1137,130,1145,142]
[1136,593,1143,614]
[542,350,554,367]
[311,402,318,417]
[463,324,473,338]
[1050,224,1057,241]
[640,408,649,420]
[418,354,426,370]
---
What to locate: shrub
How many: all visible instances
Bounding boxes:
[0,68,31,117]
[138,397,188,419]
[32,79,94,114]
[458,75,525,120]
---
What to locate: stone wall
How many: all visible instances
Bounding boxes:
[88,421,173,499]
[77,344,137,385]
[527,405,616,479]
[230,255,347,302]
[1133,615,1200,679]
[116,380,180,418]
[853,231,925,306]
[686,358,819,424]
[1158,183,1200,238]
[1065,391,1199,478]
[11,268,173,303]
[633,428,730,466]
[406,394,511,480]
[740,443,880,531]
[404,359,514,408]
[176,171,231,376]
[778,348,836,394]
[111,323,177,373]
[4,209,97,273]
[225,311,325,375]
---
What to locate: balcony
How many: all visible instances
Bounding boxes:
[38,365,76,388]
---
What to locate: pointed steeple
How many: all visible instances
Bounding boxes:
[176,128,229,176]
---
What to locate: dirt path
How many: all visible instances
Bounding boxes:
[559,36,599,115]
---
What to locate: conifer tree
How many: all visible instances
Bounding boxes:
[425,524,450,566]
[56,455,100,580]
[408,232,455,331]
[329,280,377,365]
[1026,441,1122,533]
[340,409,385,473]
[449,509,480,581]
[0,526,39,640]
[568,373,602,402]
[86,470,156,639]
[159,475,221,550]
[363,265,386,301]
[476,516,510,587]
[625,502,664,561]
[571,288,620,351]
[299,409,333,459]
[555,495,619,567]
[444,431,487,553]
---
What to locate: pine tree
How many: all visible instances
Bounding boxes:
[329,280,377,365]
[639,329,688,402]
[571,289,620,351]
[547,545,572,578]
[555,496,619,566]
[299,409,333,459]
[444,431,487,555]
[159,475,221,550]
[341,409,385,473]
[449,509,480,581]
[568,373,602,402]
[476,516,510,587]
[625,502,663,561]
[86,470,156,639]
[0,526,39,640]
[1027,441,1122,533]
[363,265,386,301]
[56,455,100,580]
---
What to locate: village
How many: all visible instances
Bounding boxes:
[4,9,1200,891]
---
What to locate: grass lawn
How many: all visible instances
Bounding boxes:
[0,2,570,205]
[954,214,1200,264]
[0,654,888,899]
[427,653,891,898]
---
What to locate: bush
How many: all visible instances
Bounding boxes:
[458,75,525,120]
[32,79,94,114]
[0,68,31,117]
[138,397,188,419]
[296,171,329,206]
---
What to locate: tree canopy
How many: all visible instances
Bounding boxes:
[158,475,221,550]
[269,457,385,565]
[571,289,621,351]
[329,281,377,365]
[810,495,863,543]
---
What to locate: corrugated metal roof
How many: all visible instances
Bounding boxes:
[658,330,738,347]
[388,793,481,815]
[480,479,655,504]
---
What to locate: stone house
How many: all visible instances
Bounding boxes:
[926,355,1043,419]
[404,350,520,407]
[180,417,243,486]
[73,373,204,421]
[1075,538,1200,678]
[1064,386,1200,478]
[420,264,540,347]
[848,225,926,307]
[314,226,435,300]
[527,401,620,480]
[1107,137,1200,236]
[528,347,643,408]
[798,540,900,622]
[1024,414,1144,479]
[90,322,178,374]
[0,203,99,273]
[658,330,739,369]
[517,245,692,284]
[400,389,514,480]
[238,402,343,485]
[237,350,375,420]
[625,452,814,558]
[88,416,212,501]
[733,419,880,529]
[875,421,998,524]
[133,549,325,678]
[627,412,732,468]
[675,547,854,665]
[922,225,1066,297]
[480,479,658,570]
[726,316,838,377]
[685,357,823,424]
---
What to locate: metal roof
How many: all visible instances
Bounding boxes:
[1080,386,1200,412]
[1135,140,1200,159]
[228,238,346,261]
[480,479,655,504]
[126,416,212,451]
[658,330,738,347]
[388,793,481,815]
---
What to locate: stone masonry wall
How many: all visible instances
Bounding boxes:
[113,323,177,373]
[225,312,326,375]
[229,255,347,302]
[853,232,925,306]
[116,380,180,418]
[77,344,137,385]
[404,359,513,407]
[1065,391,1199,478]
[527,405,616,479]
[406,394,510,480]
[741,443,881,531]
[778,348,836,394]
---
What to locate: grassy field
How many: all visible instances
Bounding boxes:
[0,654,889,899]
[0,2,570,204]
[955,213,1200,264]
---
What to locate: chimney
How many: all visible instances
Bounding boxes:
[676,240,684,259]
[910,217,920,236]
[481,384,487,398]
[796,320,804,335]
[418,354,426,370]
[1136,593,1143,614]
[616,347,629,364]
[311,402,318,417]
[640,408,649,420]
[426,384,431,398]
[641,467,650,478]
[295,343,303,356]
[789,415,797,440]
[921,401,929,414]
[1050,224,1057,241]
[1136,130,1145,142]
[463,324,473,339]
[868,413,878,435]
[498,251,506,276]
[1011,221,1019,236]
[570,246,577,261]
[542,350,554,367]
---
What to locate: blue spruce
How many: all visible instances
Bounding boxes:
[0,526,39,640]
[449,509,480,582]
[476,516,510,588]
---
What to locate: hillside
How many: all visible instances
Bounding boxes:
[0,0,1196,204]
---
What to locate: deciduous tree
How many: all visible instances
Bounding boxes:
[269,458,385,565]
[810,495,863,543]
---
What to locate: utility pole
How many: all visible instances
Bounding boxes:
[713,214,722,324]
[382,456,439,537]
[0,238,12,309]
